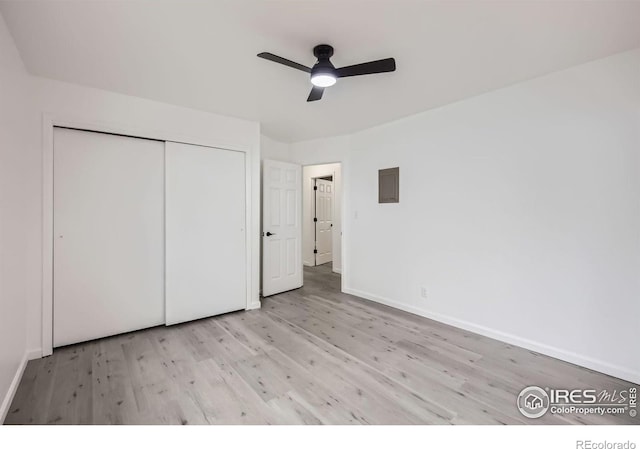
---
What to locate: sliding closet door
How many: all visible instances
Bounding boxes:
[53,128,165,347]
[165,142,246,325]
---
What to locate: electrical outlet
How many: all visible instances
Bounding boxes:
[420,287,428,299]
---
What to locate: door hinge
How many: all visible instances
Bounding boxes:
[313,249,318,254]
[313,186,318,190]
[313,217,318,222]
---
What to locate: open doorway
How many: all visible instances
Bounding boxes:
[261,159,341,299]
[302,163,342,281]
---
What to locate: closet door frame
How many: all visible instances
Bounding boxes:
[41,113,258,357]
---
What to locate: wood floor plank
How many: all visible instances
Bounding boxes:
[198,358,280,424]
[45,343,94,424]
[255,312,437,423]
[5,263,638,425]
[267,392,325,425]
[91,337,139,424]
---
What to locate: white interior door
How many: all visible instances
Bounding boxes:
[53,128,165,347]
[315,178,333,265]
[165,142,246,325]
[262,160,302,297]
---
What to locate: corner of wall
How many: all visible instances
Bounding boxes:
[0,7,36,427]
[0,354,28,424]
[260,134,292,162]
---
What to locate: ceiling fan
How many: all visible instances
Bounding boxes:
[257,44,396,102]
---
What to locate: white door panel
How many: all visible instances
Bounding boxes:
[262,160,302,296]
[315,178,333,265]
[165,142,246,325]
[53,128,165,347]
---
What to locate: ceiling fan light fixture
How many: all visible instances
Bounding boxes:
[256,44,395,101]
[310,73,336,87]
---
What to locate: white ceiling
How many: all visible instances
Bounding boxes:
[2,0,640,143]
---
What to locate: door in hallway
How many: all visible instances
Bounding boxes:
[314,178,333,265]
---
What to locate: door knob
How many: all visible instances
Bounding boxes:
[266,232,276,236]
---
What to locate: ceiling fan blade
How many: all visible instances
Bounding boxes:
[307,86,324,102]
[257,52,311,73]
[336,58,396,78]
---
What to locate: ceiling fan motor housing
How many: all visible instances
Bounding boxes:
[311,44,336,78]
[313,44,334,59]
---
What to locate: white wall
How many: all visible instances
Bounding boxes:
[289,135,351,166]
[261,134,291,161]
[302,163,342,273]
[343,49,640,383]
[0,12,33,422]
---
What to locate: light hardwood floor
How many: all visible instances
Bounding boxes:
[6,264,638,425]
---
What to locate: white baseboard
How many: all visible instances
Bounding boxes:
[0,353,29,424]
[344,287,640,385]
[247,301,261,311]
[332,267,342,274]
